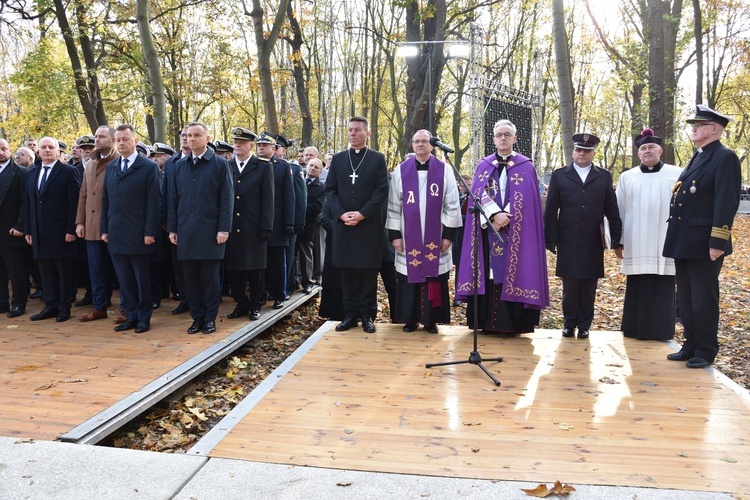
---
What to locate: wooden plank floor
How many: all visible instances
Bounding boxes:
[0,298,276,441]
[210,324,750,494]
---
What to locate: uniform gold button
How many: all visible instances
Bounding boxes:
[236,213,240,216]
[679,203,682,207]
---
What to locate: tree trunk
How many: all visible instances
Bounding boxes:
[552,0,575,165]
[692,0,703,104]
[284,1,313,146]
[136,0,167,142]
[249,0,291,134]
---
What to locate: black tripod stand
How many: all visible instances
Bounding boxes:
[425,150,504,386]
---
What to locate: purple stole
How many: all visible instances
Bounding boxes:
[455,153,549,310]
[400,155,445,284]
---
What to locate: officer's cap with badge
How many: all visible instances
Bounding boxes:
[572,133,600,150]
[256,132,276,145]
[214,140,234,153]
[274,134,292,150]
[58,140,68,152]
[206,141,216,153]
[634,128,661,148]
[153,142,177,156]
[686,104,734,128]
[76,135,96,148]
[231,127,257,142]
[136,141,151,156]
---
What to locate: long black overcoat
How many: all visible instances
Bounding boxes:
[302,177,326,242]
[167,149,233,260]
[0,161,27,248]
[267,157,295,248]
[224,156,275,270]
[24,161,80,259]
[291,162,307,227]
[101,155,160,255]
[544,163,622,279]
[325,148,389,269]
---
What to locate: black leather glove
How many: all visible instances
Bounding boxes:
[260,230,271,241]
[285,225,295,236]
[545,242,556,254]
[294,224,304,234]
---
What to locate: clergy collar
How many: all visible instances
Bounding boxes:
[640,160,664,173]
[349,146,367,155]
[496,151,516,161]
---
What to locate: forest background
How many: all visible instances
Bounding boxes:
[0,0,748,181]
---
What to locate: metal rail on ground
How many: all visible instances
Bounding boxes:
[58,287,320,445]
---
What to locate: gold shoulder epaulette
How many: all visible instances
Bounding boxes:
[711,225,731,240]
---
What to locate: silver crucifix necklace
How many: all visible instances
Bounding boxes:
[348,147,368,184]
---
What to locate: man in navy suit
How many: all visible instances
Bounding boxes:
[0,139,29,318]
[101,125,160,334]
[168,122,233,334]
[24,137,80,322]
[663,105,742,368]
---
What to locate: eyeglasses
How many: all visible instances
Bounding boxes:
[13,153,29,159]
[494,132,513,139]
[691,122,715,129]
[574,148,594,153]
[412,139,430,144]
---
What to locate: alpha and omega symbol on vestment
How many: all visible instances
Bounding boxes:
[510,173,524,186]
[430,183,440,196]
[406,190,415,204]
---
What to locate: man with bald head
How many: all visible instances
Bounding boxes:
[13,147,35,168]
[25,137,81,322]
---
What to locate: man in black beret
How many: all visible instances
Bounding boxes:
[544,132,622,340]
[663,105,742,368]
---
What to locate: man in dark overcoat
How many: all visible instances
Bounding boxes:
[326,116,389,333]
[163,126,191,316]
[257,133,295,310]
[101,125,160,334]
[24,137,81,322]
[0,139,29,318]
[544,133,622,339]
[225,127,274,321]
[663,105,742,368]
[168,122,234,334]
[298,157,326,294]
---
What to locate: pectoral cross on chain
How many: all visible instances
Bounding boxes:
[350,171,359,184]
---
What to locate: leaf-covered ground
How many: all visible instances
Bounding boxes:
[109,215,750,453]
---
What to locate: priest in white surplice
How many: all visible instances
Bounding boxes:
[615,128,682,340]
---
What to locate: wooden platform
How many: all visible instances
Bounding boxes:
[0,293,313,441]
[209,324,750,495]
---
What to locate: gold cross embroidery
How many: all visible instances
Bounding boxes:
[492,245,504,256]
[425,253,437,261]
[408,249,421,257]
[478,171,490,182]
[409,258,422,267]
[510,173,524,185]
[425,242,438,251]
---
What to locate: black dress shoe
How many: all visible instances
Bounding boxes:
[686,357,711,369]
[172,303,190,315]
[30,307,58,321]
[56,311,71,322]
[203,320,216,334]
[402,323,419,332]
[335,317,358,331]
[577,330,589,339]
[227,308,249,319]
[7,306,25,318]
[0,303,9,314]
[135,321,150,334]
[249,309,260,320]
[152,301,161,309]
[562,328,575,338]
[74,296,92,307]
[273,299,284,310]
[425,324,438,334]
[187,319,205,334]
[114,318,137,331]
[362,317,376,333]
[302,285,313,294]
[30,289,43,299]
[667,349,693,361]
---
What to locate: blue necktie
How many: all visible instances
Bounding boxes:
[122,158,129,173]
[39,166,50,192]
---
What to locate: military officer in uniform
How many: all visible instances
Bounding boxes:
[544,133,622,340]
[225,127,274,320]
[663,105,742,368]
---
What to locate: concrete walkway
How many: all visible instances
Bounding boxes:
[1,437,732,500]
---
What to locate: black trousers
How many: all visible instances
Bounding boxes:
[296,237,315,287]
[171,245,188,306]
[228,269,265,311]
[0,245,29,307]
[266,246,287,301]
[561,277,598,331]
[111,253,152,322]
[37,257,74,311]
[674,258,723,362]
[341,267,379,321]
[181,259,221,321]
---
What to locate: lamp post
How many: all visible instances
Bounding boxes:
[397,41,471,135]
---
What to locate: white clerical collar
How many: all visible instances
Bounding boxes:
[498,151,517,160]
[697,147,703,153]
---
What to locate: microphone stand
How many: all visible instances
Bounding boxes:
[425,148,504,386]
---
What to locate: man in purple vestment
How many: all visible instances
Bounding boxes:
[456,119,549,335]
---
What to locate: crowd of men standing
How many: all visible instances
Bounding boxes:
[0,104,742,369]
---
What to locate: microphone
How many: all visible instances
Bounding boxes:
[429,136,454,154]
